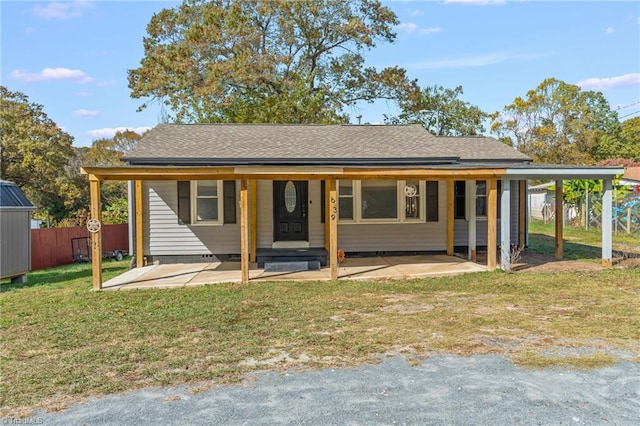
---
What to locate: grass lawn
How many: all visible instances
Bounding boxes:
[1,227,639,417]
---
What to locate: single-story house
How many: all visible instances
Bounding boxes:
[82,124,623,289]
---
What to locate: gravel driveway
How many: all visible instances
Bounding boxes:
[33,354,639,425]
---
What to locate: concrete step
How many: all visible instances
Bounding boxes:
[264,260,321,272]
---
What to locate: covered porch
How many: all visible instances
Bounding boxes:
[81,164,623,290]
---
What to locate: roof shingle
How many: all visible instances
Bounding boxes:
[123,123,531,165]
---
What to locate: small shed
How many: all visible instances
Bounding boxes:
[0,180,36,283]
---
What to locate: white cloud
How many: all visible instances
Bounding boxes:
[577,73,640,90]
[77,91,91,97]
[32,0,93,19]
[73,109,99,117]
[87,126,152,139]
[606,26,615,34]
[397,22,442,36]
[444,0,505,5]
[10,67,93,84]
[411,9,424,17]
[25,27,35,35]
[406,51,545,69]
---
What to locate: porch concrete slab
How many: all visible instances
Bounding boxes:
[100,255,487,290]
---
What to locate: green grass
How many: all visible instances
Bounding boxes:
[528,219,640,260]
[1,258,639,416]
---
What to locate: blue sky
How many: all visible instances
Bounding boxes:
[2,0,639,147]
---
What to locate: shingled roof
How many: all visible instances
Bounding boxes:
[123,124,531,166]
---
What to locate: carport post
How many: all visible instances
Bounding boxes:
[89,175,102,290]
[500,179,511,271]
[602,178,613,267]
[487,179,498,270]
[555,180,563,259]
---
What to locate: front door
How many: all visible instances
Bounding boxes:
[273,180,308,241]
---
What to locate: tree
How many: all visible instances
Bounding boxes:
[128,0,415,123]
[490,78,620,164]
[0,86,74,221]
[84,130,145,224]
[384,85,487,136]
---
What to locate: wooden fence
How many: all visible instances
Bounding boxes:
[31,224,129,271]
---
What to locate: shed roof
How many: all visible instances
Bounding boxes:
[123,124,531,165]
[0,180,35,209]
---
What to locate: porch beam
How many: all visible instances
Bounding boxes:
[487,178,498,270]
[328,179,338,280]
[555,180,563,259]
[447,180,454,256]
[135,180,144,268]
[249,180,257,263]
[81,166,508,182]
[467,180,476,261]
[602,178,613,267]
[518,180,526,249]
[500,179,511,271]
[240,179,249,284]
[89,175,102,290]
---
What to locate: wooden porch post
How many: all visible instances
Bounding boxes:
[89,175,103,290]
[249,180,257,263]
[135,180,144,268]
[328,179,338,280]
[467,180,476,261]
[487,178,498,270]
[518,180,526,249]
[324,180,330,252]
[240,179,249,284]
[500,179,511,271]
[601,178,613,267]
[555,180,563,259]
[447,180,454,256]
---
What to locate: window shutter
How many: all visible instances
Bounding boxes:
[223,180,236,224]
[426,181,439,222]
[177,181,191,224]
[320,180,326,223]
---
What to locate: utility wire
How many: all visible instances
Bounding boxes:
[614,101,640,111]
[619,110,639,119]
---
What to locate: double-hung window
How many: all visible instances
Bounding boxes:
[177,180,236,225]
[453,180,501,219]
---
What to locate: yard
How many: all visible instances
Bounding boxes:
[1,222,639,417]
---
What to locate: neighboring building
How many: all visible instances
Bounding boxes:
[0,180,36,283]
[82,124,623,288]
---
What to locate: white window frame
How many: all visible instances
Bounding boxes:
[337,180,426,224]
[191,180,224,225]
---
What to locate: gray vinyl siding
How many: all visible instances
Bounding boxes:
[144,179,522,256]
[144,181,240,256]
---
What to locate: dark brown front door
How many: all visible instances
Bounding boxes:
[273,180,308,241]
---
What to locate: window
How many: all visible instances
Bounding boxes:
[425,181,439,222]
[361,180,397,219]
[337,180,429,223]
[338,180,354,220]
[453,180,501,219]
[176,180,236,225]
[404,180,421,220]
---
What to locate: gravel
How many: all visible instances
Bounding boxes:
[32,354,640,425]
